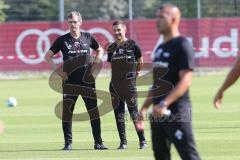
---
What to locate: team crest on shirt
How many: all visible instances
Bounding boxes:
[73,41,80,49]
[118,49,124,54]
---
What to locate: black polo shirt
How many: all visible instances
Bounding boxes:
[107,40,142,80]
[50,32,100,79]
[152,36,194,104]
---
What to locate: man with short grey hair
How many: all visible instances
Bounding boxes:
[45,11,108,150]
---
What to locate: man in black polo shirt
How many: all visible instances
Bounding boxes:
[45,11,107,150]
[107,20,147,149]
[138,3,201,160]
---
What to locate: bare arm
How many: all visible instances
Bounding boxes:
[136,57,143,72]
[164,69,192,106]
[95,46,104,60]
[140,69,192,117]
[45,50,58,70]
[140,90,153,115]
[153,69,192,117]
[214,57,240,109]
[44,50,67,80]
[136,90,152,131]
[136,57,143,77]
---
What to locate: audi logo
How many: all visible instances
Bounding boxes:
[15,28,114,65]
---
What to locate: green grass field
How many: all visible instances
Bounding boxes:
[0,75,240,160]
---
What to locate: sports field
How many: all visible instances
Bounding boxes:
[0,74,240,160]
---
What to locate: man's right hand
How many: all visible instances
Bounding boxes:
[57,71,68,81]
[135,120,144,131]
[213,91,223,110]
[136,108,147,131]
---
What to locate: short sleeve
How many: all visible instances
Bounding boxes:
[107,52,113,62]
[90,34,100,50]
[134,44,142,60]
[49,37,61,54]
[107,42,117,62]
[178,39,194,70]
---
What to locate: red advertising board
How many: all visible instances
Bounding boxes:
[0,18,239,71]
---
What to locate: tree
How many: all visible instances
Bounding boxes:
[0,0,9,22]
[161,0,197,18]
[132,0,197,19]
[64,0,101,20]
[2,0,240,22]
[64,0,128,20]
[4,0,58,22]
[132,0,159,19]
[201,0,240,18]
[100,0,128,20]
